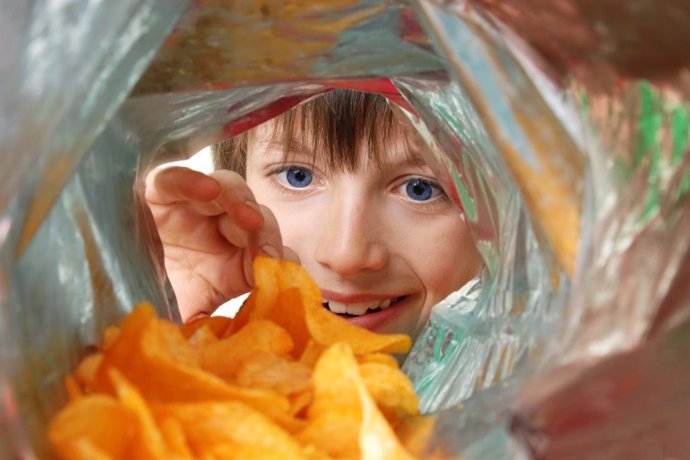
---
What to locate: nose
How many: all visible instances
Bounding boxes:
[314,192,388,277]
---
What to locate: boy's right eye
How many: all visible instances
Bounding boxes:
[278,167,313,188]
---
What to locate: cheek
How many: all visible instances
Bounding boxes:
[245,170,309,245]
[273,208,308,248]
[405,218,480,337]
[256,199,315,254]
[409,215,480,300]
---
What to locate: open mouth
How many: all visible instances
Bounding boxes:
[321,296,406,318]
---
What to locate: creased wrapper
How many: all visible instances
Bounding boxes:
[3,0,690,458]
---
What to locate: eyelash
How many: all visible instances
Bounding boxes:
[266,164,319,196]
[395,177,449,212]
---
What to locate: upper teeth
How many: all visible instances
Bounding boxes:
[322,298,394,316]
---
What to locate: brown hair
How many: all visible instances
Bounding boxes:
[212,89,405,175]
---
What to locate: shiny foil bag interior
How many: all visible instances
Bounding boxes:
[2,1,690,458]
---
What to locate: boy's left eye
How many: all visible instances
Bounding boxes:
[402,178,440,202]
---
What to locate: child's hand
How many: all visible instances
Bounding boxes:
[145,166,287,321]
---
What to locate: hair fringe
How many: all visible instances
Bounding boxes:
[212,89,404,176]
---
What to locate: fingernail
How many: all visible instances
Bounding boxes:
[260,243,281,259]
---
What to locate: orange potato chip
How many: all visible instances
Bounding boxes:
[181,315,234,340]
[235,351,312,397]
[200,319,294,381]
[96,303,290,420]
[50,257,426,459]
[66,439,112,460]
[101,326,120,351]
[233,258,280,329]
[356,373,416,460]
[254,257,412,355]
[152,401,306,458]
[159,417,193,457]
[298,343,416,459]
[305,344,362,420]
[74,353,103,392]
[300,444,333,460]
[395,415,439,459]
[271,411,309,436]
[288,389,312,418]
[232,267,309,358]
[298,414,360,459]
[303,300,411,355]
[262,287,311,357]
[299,339,327,368]
[357,352,400,368]
[296,344,363,458]
[207,444,292,459]
[48,395,135,459]
[108,369,169,459]
[64,375,82,402]
[186,324,218,347]
[359,362,420,421]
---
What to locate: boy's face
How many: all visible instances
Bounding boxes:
[245,122,482,341]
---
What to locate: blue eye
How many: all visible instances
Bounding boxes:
[285,167,313,188]
[405,178,435,201]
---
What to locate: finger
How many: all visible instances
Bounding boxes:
[249,205,284,260]
[207,170,264,230]
[243,205,284,288]
[283,246,301,265]
[217,213,250,249]
[145,166,220,205]
[146,167,263,231]
[243,249,254,288]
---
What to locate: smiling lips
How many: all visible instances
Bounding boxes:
[322,296,404,317]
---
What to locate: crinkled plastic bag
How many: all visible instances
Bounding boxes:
[3,1,690,459]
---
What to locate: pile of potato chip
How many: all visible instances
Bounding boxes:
[48,257,436,459]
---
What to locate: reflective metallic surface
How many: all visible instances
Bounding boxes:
[132,0,442,94]
[394,75,569,413]
[3,0,690,458]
